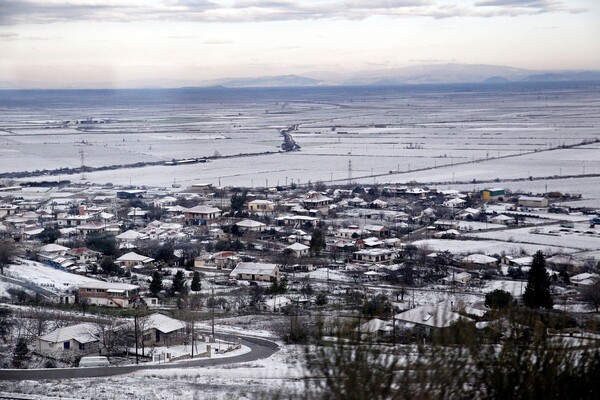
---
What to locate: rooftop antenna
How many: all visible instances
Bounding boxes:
[79,149,86,181]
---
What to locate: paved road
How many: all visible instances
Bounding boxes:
[0,332,279,381]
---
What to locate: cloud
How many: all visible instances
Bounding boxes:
[0,0,588,25]
[474,0,587,15]
[0,32,19,40]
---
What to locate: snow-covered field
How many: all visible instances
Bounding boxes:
[3,259,102,294]
[2,85,599,204]
[411,238,578,256]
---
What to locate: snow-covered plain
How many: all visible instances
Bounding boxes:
[2,84,599,204]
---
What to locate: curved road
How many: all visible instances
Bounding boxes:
[0,332,279,381]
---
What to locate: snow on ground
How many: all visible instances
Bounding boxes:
[4,259,101,291]
[293,267,353,282]
[470,225,600,252]
[2,345,306,400]
[412,238,577,256]
[483,280,525,298]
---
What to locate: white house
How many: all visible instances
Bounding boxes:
[230,262,279,282]
[286,242,310,258]
[37,323,100,356]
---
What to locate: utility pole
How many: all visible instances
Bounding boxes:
[211,286,215,341]
[134,314,139,364]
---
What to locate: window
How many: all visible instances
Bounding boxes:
[64,341,70,350]
[79,343,85,350]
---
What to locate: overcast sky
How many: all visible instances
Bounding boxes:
[1,0,599,85]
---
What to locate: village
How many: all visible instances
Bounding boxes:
[0,175,599,379]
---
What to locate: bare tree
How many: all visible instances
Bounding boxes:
[0,239,16,275]
[581,282,600,312]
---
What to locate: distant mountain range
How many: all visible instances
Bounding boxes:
[1,64,600,89]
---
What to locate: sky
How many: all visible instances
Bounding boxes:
[0,0,599,87]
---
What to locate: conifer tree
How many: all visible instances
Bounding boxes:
[190,271,202,292]
[523,250,553,309]
[149,270,163,295]
[172,270,186,294]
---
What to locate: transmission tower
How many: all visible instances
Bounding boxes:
[348,159,353,184]
[79,149,86,180]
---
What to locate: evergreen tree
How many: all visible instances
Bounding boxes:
[523,251,553,309]
[309,229,326,257]
[171,270,186,294]
[190,271,202,292]
[13,338,30,368]
[149,270,163,295]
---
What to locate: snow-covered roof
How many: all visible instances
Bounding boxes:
[39,243,70,253]
[462,254,498,264]
[78,281,139,291]
[286,243,310,251]
[231,262,278,276]
[117,230,147,240]
[145,313,186,334]
[236,219,266,228]
[394,304,471,329]
[116,251,155,263]
[185,205,222,214]
[38,322,99,344]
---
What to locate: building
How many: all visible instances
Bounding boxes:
[235,219,267,232]
[36,323,100,357]
[285,242,310,258]
[393,303,473,335]
[230,262,279,282]
[116,251,155,270]
[352,248,396,265]
[142,313,186,346]
[78,282,140,308]
[518,196,549,208]
[66,247,102,265]
[247,199,275,213]
[302,191,332,212]
[481,188,505,202]
[183,205,222,226]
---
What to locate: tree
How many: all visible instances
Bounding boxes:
[85,233,118,257]
[100,256,119,274]
[523,251,553,309]
[230,191,247,215]
[171,270,186,295]
[149,271,163,295]
[0,308,14,343]
[267,277,288,295]
[38,226,61,244]
[310,229,326,257]
[581,282,600,312]
[0,239,16,275]
[190,271,202,292]
[485,289,514,309]
[315,292,328,307]
[12,338,30,368]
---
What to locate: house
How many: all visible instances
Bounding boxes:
[116,229,149,243]
[66,247,102,265]
[235,219,267,232]
[352,249,396,265]
[546,254,584,273]
[78,282,140,308]
[462,254,498,268]
[116,251,155,270]
[0,204,19,219]
[363,224,390,238]
[570,273,599,286]
[206,251,239,270]
[183,205,222,226]
[441,271,472,285]
[369,199,388,209]
[443,198,466,208]
[38,243,70,255]
[247,199,275,213]
[490,214,515,225]
[518,196,549,208]
[37,323,100,356]
[230,262,279,282]
[357,318,393,338]
[76,222,107,236]
[393,303,472,334]
[260,296,292,312]
[286,242,310,258]
[142,313,186,346]
[302,191,332,212]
